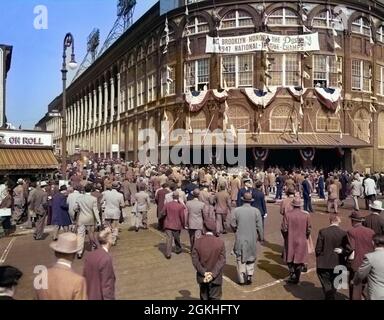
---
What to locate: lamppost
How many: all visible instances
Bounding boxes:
[61,33,77,178]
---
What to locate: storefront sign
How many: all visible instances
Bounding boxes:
[0,130,53,147]
[206,32,320,54]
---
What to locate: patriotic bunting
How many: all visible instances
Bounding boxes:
[185,90,210,112]
[241,87,279,108]
[314,87,342,112]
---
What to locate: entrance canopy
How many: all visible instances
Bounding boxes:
[0,148,58,171]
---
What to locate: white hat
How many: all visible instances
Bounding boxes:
[39,181,48,187]
[17,178,24,184]
[50,233,80,254]
[370,200,383,211]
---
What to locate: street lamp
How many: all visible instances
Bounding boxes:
[61,33,77,178]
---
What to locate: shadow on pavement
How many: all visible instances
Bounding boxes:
[257,259,290,280]
[175,290,199,300]
[263,241,283,254]
[223,264,239,283]
[283,281,348,300]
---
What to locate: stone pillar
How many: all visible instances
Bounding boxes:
[104,81,108,125]
[110,77,115,123]
[93,89,97,129]
[117,73,121,158]
[98,85,103,127]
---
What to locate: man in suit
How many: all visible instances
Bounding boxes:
[0,266,23,300]
[67,185,81,232]
[275,173,284,200]
[302,175,313,213]
[163,191,185,259]
[184,178,199,201]
[363,200,384,235]
[51,185,72,241]
[83,228,116,300]
[316,215,347,300]
[363,174,377,210]
[214,184,231,234]
[253,181,268,229]
[101,182,125,245]
[186,189,205,251]
[29,181,48,240]
[318,171,325,199]
[281,195,311,284]
[236,179,256,207]
[155,183,170,230]
[36,233,87,300]
[354,234,384,300]
[345,211,375,300]
[75,184,101,259]
[134,184,151,232]
[230,174,241,207]
[231,192,264,285]
[192,218,226,300]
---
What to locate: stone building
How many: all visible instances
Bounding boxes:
[36,0,384,172]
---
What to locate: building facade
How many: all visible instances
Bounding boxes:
[36,0,384,172]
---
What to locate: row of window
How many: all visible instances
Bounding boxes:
[187,105,371,142]
[123,55,384,109]
[130,10,383,62]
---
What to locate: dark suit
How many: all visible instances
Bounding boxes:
[345,224,375,300]
[237,187,257,208]
[163,200,186,257]
[192,234,226,300]
[302,179,313,212]
[184,182,199,201]
[363,213,384,235]
[83,248,116,300]
[315,225,348,300]
[275,176,284,200]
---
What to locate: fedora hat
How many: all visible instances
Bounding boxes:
[0,266,23,287]
[49,233,80,254]
[291,196,303,207]
[349,212,365,222]
[369,200,383,211]
[242,192,254,202]
[39,181,48,187]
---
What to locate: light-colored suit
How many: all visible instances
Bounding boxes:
[133,191,151,229]
[186,198,205,250]
[356,247,384,300]
[35,260,87,300]
[75,193,100,255]
[101,189,124,220]
[67,190,81,221]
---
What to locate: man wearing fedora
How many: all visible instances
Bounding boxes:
[0,266,23,300]
[192,218,226,300]
[29,181,49,241]
[281,195,311,284]
[36,233,87,300]
[231,192,264,285]
[363,200,384,235]
[83,228,116,300]
[344,211,375,300]
[75,184,101,259]
[101,182,125,245]
[51,185,72,241]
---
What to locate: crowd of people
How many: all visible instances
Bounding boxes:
[0,159,384,300]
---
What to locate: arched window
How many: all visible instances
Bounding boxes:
[316,108,340,132]
[227,105,250,131]
[312,10,342,29]
[351,17,371,36]
[268,8,299,26]
[147,37,156,54]
[270,105,297,131]
[137,46,145,61]
[184,16,209,36]
[353,108,371,143]
[148,116,155,130]
[377,25,384,43]
[190,111,207,130]
[378,112,384,148]
[220,10,253,29]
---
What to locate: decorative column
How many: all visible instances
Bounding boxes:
[117,73,121,158]
[104,81,109,157]
[110,76,115,158]
[98,85,103,157]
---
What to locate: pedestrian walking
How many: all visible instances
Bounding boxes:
[51,185,72,241]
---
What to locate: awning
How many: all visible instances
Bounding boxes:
[0,148,59,171]
[162,133,371,149]
[245,133,371,148]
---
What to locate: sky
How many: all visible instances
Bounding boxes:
[1,0,158,129]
